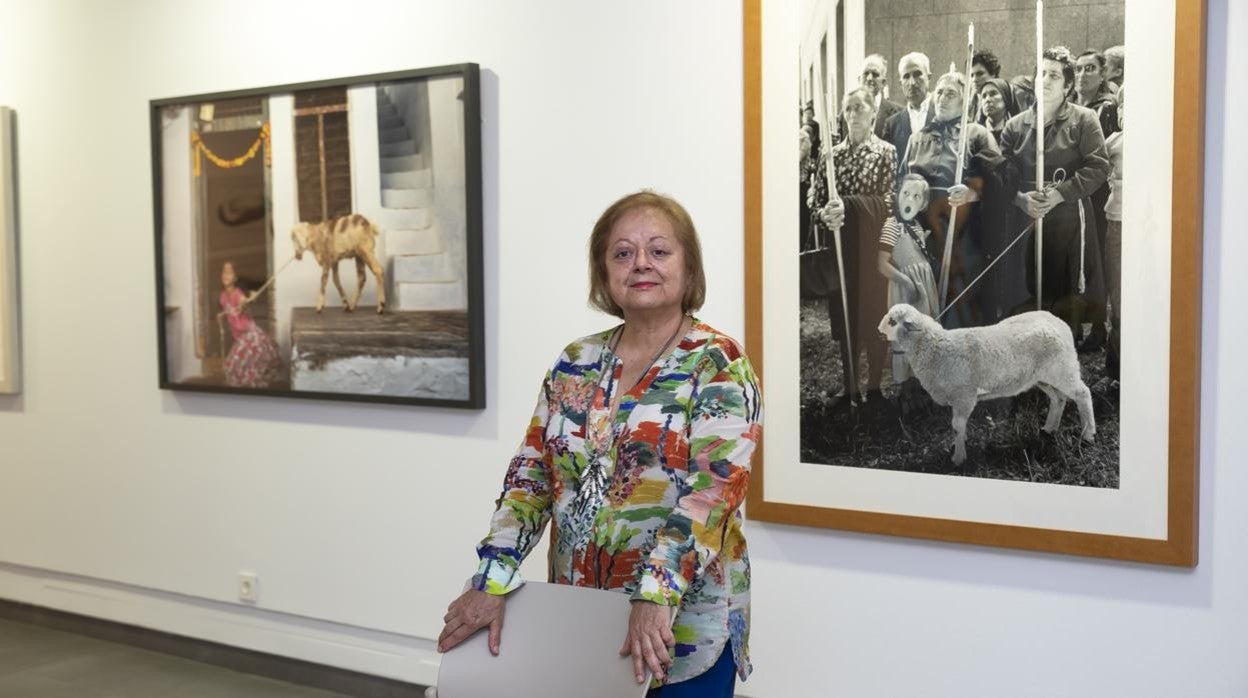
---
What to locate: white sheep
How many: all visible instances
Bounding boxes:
[877,304,1095,465]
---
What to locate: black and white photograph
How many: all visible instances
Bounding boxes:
[153,64,484,408]
[796,1,1125,486]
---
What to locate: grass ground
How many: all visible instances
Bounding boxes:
[798,299,1120,488]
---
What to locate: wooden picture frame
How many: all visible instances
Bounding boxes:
[152,64,484,408]
[743,1,1204,565]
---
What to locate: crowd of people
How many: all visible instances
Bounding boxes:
[800,44,1125,406]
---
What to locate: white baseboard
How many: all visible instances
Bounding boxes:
[0,561,441,687]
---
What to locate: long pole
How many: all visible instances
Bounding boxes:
[811,53,856,401]
[1035,0,1045,311]
[938,23,975,311]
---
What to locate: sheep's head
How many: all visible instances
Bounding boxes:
[878,304,928,346]
[290,223,313,261]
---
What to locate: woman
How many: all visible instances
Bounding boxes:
[998,49,1111,338]
[438,192,761,697]
[1103,84,1125,380]
[1072,49,1120,350]
[902,70,1006,327]
[809,87,896,401]
[1073,50,1120,141]
[217,261,280,388]
[800,124,816,254]
[977,77,1016,144]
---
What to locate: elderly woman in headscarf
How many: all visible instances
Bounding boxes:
[899,69,1008,328]
[998,48,1111,341]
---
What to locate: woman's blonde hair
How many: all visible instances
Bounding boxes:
[587,191,706,318]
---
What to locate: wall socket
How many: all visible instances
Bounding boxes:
[237,572,259,603]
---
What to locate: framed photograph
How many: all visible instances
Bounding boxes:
[152,64,484,408]
[744,1,1204,564]
[0,106,19,396]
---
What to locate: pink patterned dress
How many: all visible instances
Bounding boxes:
[219,287,281,388]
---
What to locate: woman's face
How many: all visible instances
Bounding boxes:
[1074,55,1104,96]
[933,78,963,121]
[841,93,876,141]
[970,62,991,91]
[897,179,928,222]
[221,262,237,287]
[1039,59,1069,108]
[605,208,687,318]
[980,84,1005,119]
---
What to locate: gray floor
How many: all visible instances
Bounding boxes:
[0,617,350,697]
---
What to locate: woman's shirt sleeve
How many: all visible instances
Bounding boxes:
[631,340,763,607]
[1053,110,1111,204]
[472,367,556,596]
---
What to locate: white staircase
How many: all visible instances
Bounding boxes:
[376,90,465,310]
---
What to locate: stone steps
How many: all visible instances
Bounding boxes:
[396,280,466,311]
[384,226,442,256]
[378,125,411,144]
[379,139,418,157]
[382,188,432,209]
[380,169,431,191]
[392,252,457,283]
[380,155,425,174]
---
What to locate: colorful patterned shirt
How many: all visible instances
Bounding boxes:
[473,320,762,685]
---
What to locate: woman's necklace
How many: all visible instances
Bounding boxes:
[609,315,686,394]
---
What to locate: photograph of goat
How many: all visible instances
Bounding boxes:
[152,65,484,408]
[0,106,18,395]
[745,0,1202,566]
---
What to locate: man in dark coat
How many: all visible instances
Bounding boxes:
[882,52,934,174]
[838,54,904,142]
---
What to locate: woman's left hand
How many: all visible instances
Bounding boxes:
[619,601,675,684]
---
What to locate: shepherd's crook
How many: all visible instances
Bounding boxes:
[1035,0,1046,310]
[810,52,857,401]
[938,23,975,312]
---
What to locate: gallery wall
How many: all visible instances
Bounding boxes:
[0,1,1244,696]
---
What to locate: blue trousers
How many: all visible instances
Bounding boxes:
[645,644,737,698]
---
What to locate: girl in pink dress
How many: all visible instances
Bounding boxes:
[218,262,281,388]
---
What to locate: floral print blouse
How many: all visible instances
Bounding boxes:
[473,319,762,685]
[809,134,898,219]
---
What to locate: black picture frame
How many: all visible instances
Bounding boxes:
[151,63,484,408]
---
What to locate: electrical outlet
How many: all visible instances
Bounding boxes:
[237,572,259,603]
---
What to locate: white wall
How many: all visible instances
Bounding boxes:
[0,1,1243,697]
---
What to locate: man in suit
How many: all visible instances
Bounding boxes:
[837,54,903,142]
[882,52,934,174]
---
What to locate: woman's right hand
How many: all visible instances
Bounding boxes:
[1014,191,1045,218]
[438,590,506,656]
[819,199,845,229]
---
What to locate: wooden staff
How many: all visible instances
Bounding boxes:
[1035,0,1045,310]
[938,23,975,311]
[812,54,856,401]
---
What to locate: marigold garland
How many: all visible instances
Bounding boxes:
[191,122,271,176]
